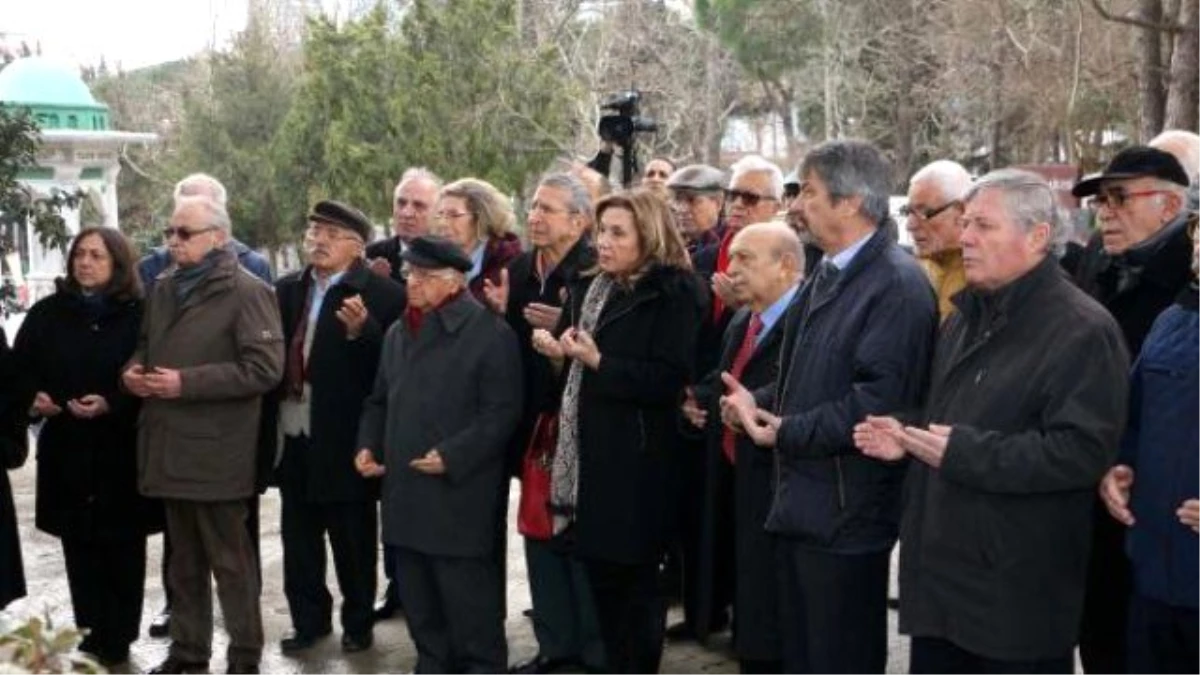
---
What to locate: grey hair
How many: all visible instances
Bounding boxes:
[173,194,232,233]
[799,140,892,224]
[909,160,973,202]
[729,154,785,200]
[1149,130,1200,186]
[964,169,1065,257]
[174,173,228,211]
[538,172,594,216]
[396,167,444,192]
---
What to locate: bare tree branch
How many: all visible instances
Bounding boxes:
[1088,0,1189,32]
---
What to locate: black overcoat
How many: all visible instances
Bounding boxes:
[13,287,157,539]
[558,265,704,565]
[694,307,785,658]
[899,258,1130,661]
[0,327,27,608]
[358,292,523,558]
[266,260,406,502]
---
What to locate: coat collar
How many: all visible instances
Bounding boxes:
[951,254,1062,325]
[427,290,479,336]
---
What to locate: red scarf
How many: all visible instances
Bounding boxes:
[712,228,737,322]
[403,288,465,336]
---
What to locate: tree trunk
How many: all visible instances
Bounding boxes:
[1164,0,1199,131]
[1137,0,1167,140]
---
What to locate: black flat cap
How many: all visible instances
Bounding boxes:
[666,164,726,193]
[308,200,373,242]
[1072,146,1191,197]
[401,235,473,273]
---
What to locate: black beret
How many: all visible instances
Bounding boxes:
[308,200,373,242]
[1072,146,1191,197]
[401,235,473,273]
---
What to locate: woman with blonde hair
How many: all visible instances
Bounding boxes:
[433,178,523,303]
[531,189,704,673]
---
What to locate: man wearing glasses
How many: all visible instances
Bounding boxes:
[124,196,285,675]
[136,173,275,641]
[269,201,406,656]
[137,174,272,291]
[1072,146,1193,674]
[902,160,972,321]
[355,235,522,674]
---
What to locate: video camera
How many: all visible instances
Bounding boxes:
[597,90,658,188]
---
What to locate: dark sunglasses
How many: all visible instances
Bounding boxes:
[899,200,959,221]
[162,225,216,241]
[725,189,775,208]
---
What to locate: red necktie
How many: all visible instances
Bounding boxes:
[722,314,763,464]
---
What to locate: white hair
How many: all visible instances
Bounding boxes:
[173,194,232,233]
[729,155,785,200]
[173,173,228,209]
[909,160,973,202]
[1150,130,1200,186]
[395,167,444,194]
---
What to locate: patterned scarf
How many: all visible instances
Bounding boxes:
[550,273,615,535]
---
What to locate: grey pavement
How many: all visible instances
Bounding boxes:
[2,460,910,673]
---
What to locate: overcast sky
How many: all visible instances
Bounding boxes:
[5,0,256,70]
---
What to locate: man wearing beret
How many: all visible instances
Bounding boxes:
[1071,146,1194,675]
[266,200,407,655]
[355,235,523,673]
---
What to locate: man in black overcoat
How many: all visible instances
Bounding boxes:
[269,200,406,654]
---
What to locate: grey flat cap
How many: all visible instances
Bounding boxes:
[667,164,726,193]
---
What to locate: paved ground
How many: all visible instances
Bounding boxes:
[1,459,910,673]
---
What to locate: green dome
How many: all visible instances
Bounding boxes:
[0,56,106,109]
[0,57,109,130]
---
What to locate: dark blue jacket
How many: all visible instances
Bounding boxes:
[1120,285,1199,609]
[760,225,937,554]
[137,240,272,290]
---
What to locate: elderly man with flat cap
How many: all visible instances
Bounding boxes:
[668,164,727,265]
[355,235,522,673]
[265,200,407,655]
[1071,146,1194,675]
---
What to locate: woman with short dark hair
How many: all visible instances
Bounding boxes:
[12,227,156,667]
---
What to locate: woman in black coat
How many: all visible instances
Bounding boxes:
[0,326,28,610]
[13,227,152,666]
[533,190,703,673]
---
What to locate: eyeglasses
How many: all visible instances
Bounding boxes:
[162,226,216,241]
[900,200,960,221]
[1091,189,1173,209]
[725,189,776,208]
[435,210,471,222]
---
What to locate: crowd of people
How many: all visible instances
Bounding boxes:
[0,129,1196,675]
